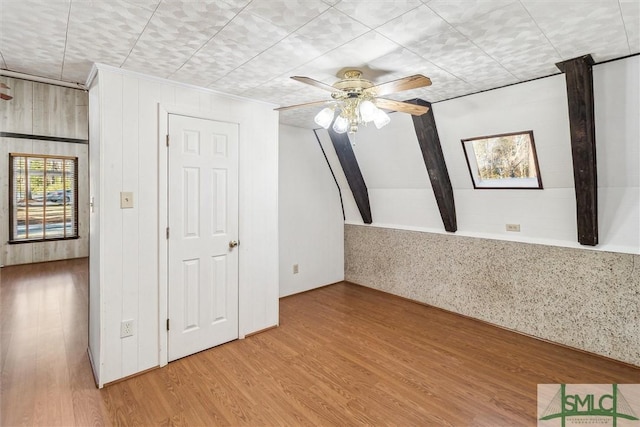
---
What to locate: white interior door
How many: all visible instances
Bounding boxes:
[167,114,239,362]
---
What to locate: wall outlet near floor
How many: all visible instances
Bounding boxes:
[506,224,521,232]
[121,320,134,338]
[293,264,299,274]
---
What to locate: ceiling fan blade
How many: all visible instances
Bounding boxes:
[365,74,432,97]
[291,76,341,93]
[374,98,429,116]
[274,99,335,112]
[0,93,13,101]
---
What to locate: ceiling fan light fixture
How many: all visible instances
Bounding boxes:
[359,99,378,123]
[314,106,335,129]
[373,108,391,129]
[279,71,432,134]
[332,115,349,134]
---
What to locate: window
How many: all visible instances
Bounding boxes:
[9,154,78,242]
[461,131,542,189]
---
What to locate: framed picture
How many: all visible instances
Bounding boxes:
[461,130,543,189]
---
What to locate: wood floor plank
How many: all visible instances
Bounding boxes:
[1,259,639,426]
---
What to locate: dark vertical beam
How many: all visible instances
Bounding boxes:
[556,54,598,246]
[327,127,372,224]
[408,99,457,232]
[313,129,345,221]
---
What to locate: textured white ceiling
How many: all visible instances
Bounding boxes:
[1,0,638,128]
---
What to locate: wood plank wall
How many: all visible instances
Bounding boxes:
[0,76,89,266]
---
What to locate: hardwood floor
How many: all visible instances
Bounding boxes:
[1,259,638,426]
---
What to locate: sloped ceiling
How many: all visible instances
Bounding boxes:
[1,0,638,128]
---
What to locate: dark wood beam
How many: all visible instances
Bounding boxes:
[327,127,372,224]
[408,99,457,232]
[556,55,598,246]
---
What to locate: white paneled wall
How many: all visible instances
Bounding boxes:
[278,125,344,297]
[324,55,639,254]
[88,65,279,386]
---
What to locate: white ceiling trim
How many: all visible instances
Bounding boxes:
[0,68,86,90]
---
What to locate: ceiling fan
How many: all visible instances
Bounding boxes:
[0,83,13,101]
[275,70,431,134]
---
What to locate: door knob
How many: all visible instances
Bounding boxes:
[229,240,239,248]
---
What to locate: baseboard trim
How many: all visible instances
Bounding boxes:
[279,280,345,300]
[103,366,160,388]
[87,347,100,388]
[244,324,278,338]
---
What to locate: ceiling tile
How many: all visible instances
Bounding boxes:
[522,0,631,61]
[620,1,640,52]
[334,0,423,28]
[450,2,561,80]
[169,10,290,86]
[376,5,453,46]
[169,36,252,86]
[278,108,318,129]
[302,31,402,79]
[0,0,70,79]
[385,69,477,102]
[232,32,341,90]
[248,76,313,100]
[1,0,637,130]
[237,8,371,88]
[409,28,518,88]
[364,48,476,101]
[218,0,252,7]
[367,47,442,77]
[62,0,159,82]
[293,8,370,52]
[244,0,330,33]
[208,71,258,95]
[426,0,518,25]
[122,0,241,78]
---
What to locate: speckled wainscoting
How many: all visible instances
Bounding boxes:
[345,224,640,367]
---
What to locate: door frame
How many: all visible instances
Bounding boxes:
[158,104,243,367]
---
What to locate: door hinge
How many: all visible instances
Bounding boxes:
[166,319,170,331]
[166,134,169,147]
[166,227,169,239]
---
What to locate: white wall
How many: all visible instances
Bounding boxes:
[88,64,279,386]
[278,125,344,297]
[325,55,640,255]
[593,57,640,253]
[88,75,101,384]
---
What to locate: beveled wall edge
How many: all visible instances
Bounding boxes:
[344,224,639,367]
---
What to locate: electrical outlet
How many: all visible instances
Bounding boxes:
[120,320,134,338]
[506,224,521,232]
[293,264,299,274]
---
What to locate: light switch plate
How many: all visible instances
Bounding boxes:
[120,192,134,209]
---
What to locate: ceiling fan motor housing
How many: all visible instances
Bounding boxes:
[332,69,373,94]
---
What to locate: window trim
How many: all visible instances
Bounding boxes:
[461,130,543,190]
[8,153,79,243]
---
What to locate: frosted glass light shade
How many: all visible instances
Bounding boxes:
[373,108,391,129]
[314,107,334,129]
[332,115,349,134]
[359,100,377,122]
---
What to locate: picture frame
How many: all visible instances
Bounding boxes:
[461,130,543,189]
